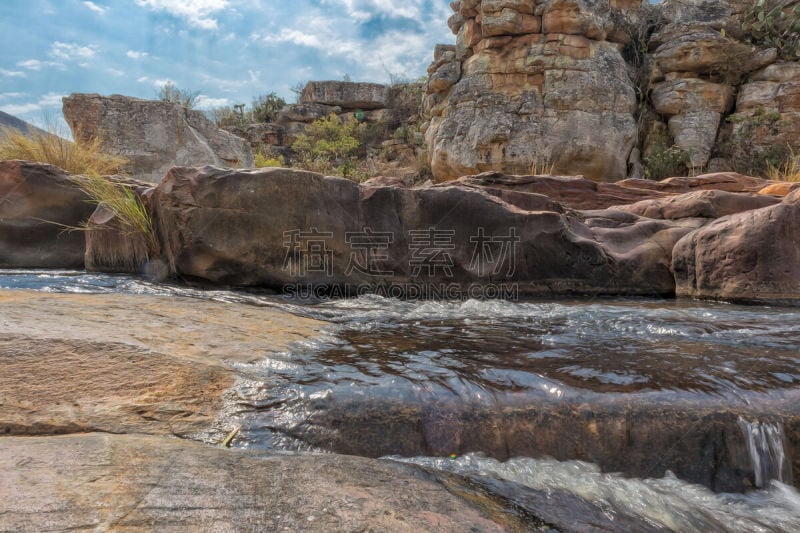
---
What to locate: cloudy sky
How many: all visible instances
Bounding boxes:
[0,0,453,127]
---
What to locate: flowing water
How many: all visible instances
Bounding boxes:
[2,270,799,531]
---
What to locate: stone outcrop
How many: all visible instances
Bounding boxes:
[614,189,779,219]
[422,0,799,180]
[62,94,254,183]
[0,433,520,531]
[673,188,800,304]
[153,166,729,297]
[730,61,800,157]
[300,81,389,110]
[0,290,321,438]
[0,160,93,268]
[424,0,641,182]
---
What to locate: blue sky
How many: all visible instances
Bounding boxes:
[0,0,453,127]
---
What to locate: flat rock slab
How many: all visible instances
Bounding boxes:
[0,433,514,532]
[0,291,323,438]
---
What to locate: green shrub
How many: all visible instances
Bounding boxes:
[251,93,286,123]
[291,114,366,179]
[254,151,285,168]
[741,0,800,60]
[643,131,690,180]
[724,107,789,176]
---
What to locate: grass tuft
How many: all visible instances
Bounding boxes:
[0,126,127,176]
[75,175,160,259]
[766,148,800,182]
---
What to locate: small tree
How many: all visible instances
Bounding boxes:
[157,82,199,109]
[251,92,286,123]
[291,114,365,178]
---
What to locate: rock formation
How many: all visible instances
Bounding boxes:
[0,160,93,268]
[152,165,710,297]
[0,434,518,531]
[422,0,800,181]
[424,0,642,182]
[673,188,800,304]
[300,81,389,110]
[62,94,254,182]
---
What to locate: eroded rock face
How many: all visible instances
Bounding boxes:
[733,61,800,155]
[0,433,516,531]
[153,165,715,297]
[673,188,800,304]
[62,94,254,183]
[424,0,640,182]
[0,160,93,268]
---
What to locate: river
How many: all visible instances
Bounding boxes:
[2,269,799,532]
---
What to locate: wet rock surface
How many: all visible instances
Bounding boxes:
[0,290,322,438]
[0,433,520,532]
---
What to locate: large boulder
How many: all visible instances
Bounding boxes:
[672,188,800,304]
[152,165,708,297]
[0,160,93,268]
[300,81,389,110]
[424,0,640,182]
[62,94,254,183]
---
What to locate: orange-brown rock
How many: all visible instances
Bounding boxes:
[759,182,800,197]
[673,188,800,304]
[424,0,640,182]
[0,291,322,438]
[0,433,518,531]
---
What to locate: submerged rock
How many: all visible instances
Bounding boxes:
[673,188,800,304]
[0,160,93,268]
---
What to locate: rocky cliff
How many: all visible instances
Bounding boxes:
[63,94,254,182]
[423,0,800,182]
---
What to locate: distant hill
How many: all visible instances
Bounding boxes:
[0,110,50,137]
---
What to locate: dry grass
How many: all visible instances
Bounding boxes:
[530,159,556,176]
[0,126,126,176]
[766,149,800,182]
[75,174,160,258]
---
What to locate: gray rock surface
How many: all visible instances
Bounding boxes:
[62,93,254,183]
[300,81,389,110]
[0,433,515,531]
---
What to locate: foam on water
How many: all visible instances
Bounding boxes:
[391,453,800,532]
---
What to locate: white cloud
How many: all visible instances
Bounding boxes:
[0,92,25,100]
[153,78,173,88]
[0,68,26,78]
[50,42,98,61]
[134,0,230,30]
[137,76,150,83]
[195,95,230,109]
[335,0,424,21]
[0,92,66,117]
[126,50,149,60]
[83,1,108,15]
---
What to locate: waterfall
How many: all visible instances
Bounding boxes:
[739,417,792,488]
